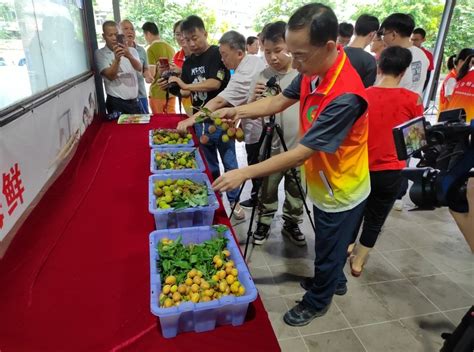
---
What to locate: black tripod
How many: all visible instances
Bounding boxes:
[230,115,317,259]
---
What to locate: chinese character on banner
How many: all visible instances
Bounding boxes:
[2,163,25,216]
[0,204,4,229]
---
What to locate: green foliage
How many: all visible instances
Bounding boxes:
[158,232,229,282]
[254,0,335,32]
[352,0,474,64]
[443,0,474,58]
[121,0,219,47]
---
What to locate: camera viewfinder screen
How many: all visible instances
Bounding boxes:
[403,117,427,156]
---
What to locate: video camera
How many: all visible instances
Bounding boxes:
[162,70,181,96]
[392,108,474,212]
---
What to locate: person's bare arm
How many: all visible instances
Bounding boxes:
[121,44,142,72]
[450,178,474,252]
[167,76,221,92]
[176,96,229,132]
[212,144,313,191]
[215,93,297,122]
[101,58,121,81]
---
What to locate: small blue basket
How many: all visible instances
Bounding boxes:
[150,147,206,174]
[149,173,219,230]
[149,129,195,148]
[149,226,258,338]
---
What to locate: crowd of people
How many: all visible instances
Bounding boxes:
[94,3,474,327]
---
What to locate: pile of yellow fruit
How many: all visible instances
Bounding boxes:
[159,246,245,308]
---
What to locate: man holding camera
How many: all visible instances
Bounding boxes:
[95,21,143,116]
[142,22,176,114]
[213,3,370,326]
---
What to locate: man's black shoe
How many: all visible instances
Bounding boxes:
[239,198,257,208]
[253,223,270,245]
[300,277,347,296]
[282,221,306,246]
[283,301,331,326]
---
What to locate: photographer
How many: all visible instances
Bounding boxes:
[348,46,424,276]
[213,3,370,326]
[241,21,305,247]
[142,22,176,114]
[95,21,143,116]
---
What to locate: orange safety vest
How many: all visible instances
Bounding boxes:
[299,48,370,212]
[439,69,457,112]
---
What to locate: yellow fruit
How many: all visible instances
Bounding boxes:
[165,276,176,285]
[191,293,200,303]
[172,292,182,302]
[162,285,171,295]
[170,285,178,293]
[213,255,221,263]
[226,275,235,285]
[224,287,230,295]
[200,281,210,290]
[221,134,230,143]
[188,269,197,278]
[222,249,231,258]
[196,270,203,278]
[238,286,245,296]
[178,284,187,294]
[193,276,201,285]
[164,298,173,308]
[203,289,213,297]
[191,284,200,293]
[225,260,235,268]
[200,296,211,302]
[217,270,226,279]
[215,259,223,268]
[225,267,233,275]
[211,274,219,282]
[219,281,228,292]
[230,282,240,293]
[231,268,238,277]
[185,278,193,286]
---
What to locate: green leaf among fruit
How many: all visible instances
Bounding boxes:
[153,178,209,210]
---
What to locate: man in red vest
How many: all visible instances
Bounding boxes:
[213,3,370,326]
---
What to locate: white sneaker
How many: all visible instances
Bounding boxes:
[393,199,403,211]
[231,203,246,220]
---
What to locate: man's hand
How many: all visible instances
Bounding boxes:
[168,76,188,90]
[254,81,267,100]
[212,107,237,124]
[212,169,248,192]
[113,45,124,61]
[176,117,195,133]
[118,43,133,60]
[170,62,181,75]
[156,78,168,90]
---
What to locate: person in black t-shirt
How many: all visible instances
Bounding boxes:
[159,16,242,214]
[344,14,379,87]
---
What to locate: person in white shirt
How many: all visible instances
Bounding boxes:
[95,21,142,116]
[176,30,266,220]
[380,13,429,97]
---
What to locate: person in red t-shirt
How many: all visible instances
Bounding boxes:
[411,28,434,91]
[349,46,424,276]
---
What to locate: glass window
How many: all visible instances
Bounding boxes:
[0,0,90,111]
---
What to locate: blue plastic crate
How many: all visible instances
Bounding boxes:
[149,129,195,148]
[150,147,206,174]
[149,173,219,230]
[149,226,258,338]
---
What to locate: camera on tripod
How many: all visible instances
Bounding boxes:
[262,76,281,98]
[392,108,474,212]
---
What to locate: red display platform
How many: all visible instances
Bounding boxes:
[0,114,280,352]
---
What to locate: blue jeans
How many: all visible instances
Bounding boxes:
[195,123,240,204]
[303,200,367,310]
[139,97,149,114]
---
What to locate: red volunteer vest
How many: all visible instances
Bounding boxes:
[299,48,370,212]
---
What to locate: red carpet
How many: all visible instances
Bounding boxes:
[0,115,279,352]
